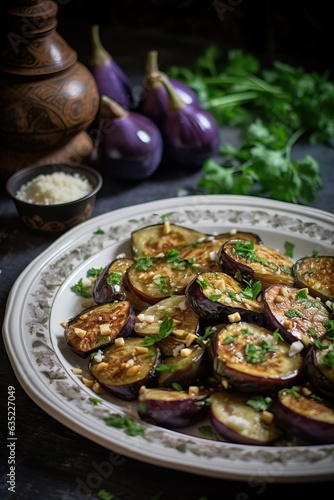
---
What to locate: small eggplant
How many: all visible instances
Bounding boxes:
[137,50,200,127]
[157,74,220,169]
[88,25,133,110]
[97,95,163,181]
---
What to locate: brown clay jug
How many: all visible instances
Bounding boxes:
[0,0,100,180]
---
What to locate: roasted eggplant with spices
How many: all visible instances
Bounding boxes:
[272,386,334,444]
[178,231,263,273]
[65,301,136,358]
[293,255,334,303]
[209,391,280,445]
[126,249,197,304]
[208,321,303,393]
[219,239,294,289]
[89,336,161,400]
[131,221,206,257]
[134,294,200,356]
[263,284,331,349]
[157,345,209,388]
[185,271,263,325]
[304,327,334,401]
[93,257,135,304]
[137,387,209,428]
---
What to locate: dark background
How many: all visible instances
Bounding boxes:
[55,0,333,75]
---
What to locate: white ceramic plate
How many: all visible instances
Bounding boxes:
[3,195,334,483]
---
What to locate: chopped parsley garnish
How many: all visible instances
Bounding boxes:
[285,309,303,318]
[107,271,123,285]
[103,414,146,437]
[196,326,215,347]
[284,241,295,258]
[70,277,92,298]
[142,314,174,346]
[246,395,272,412]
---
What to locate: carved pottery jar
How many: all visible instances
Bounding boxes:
[0,0,99,179]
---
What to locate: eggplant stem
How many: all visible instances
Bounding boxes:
[157,73,186,110]
[90,25,113,65]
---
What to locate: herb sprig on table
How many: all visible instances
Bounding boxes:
[168,47,334,204]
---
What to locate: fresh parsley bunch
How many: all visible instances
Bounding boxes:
[168,47,332,204]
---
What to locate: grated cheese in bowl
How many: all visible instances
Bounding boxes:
[15,171,93,205]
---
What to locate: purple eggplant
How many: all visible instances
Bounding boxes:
[293,255,334,303]
[97,95,163,180]
[263,284,331,349]
[303,334,334,402]
[89,337,161,401]
[185,271,264,324]
[272,386,334,444]
[207,321,303,393]
[65,301,136,358]
[210,391,280,445]
[137,387,209,428]
[137,50,200,127]
[88,25,133,110]
[157,74,220,169]
[93,257,135,304]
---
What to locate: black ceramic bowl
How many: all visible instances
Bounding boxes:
[6,163,103,234]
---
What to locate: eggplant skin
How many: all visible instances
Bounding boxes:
[137,387,209,428]
[185,271,264,325]
[209,391,280,445]
[89,337,161,401]
[207,322,303,393]
[65,301,136,358]
[263,284,331,348]
[304,340,334,402]
[272,387,334,444]
[293,256,334,302]
[93,258,134,304]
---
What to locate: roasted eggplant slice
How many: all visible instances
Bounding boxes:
[126,250,197,304]
[89,337,161,400]
[93,257,135,304]
[304,330,334,401]
[178,231,262,273]
[209,391,280,445]
[208,321,303,393]
[219,239,294,289]
[137,387,209,428]
[157,345,209,388]
[263,284,331,349]
[134,295,200,356]
[131,221,206,257]
[272,386,334,444]
[293,255,334,303]
[65,301,136,358]
[185,271,263,325]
